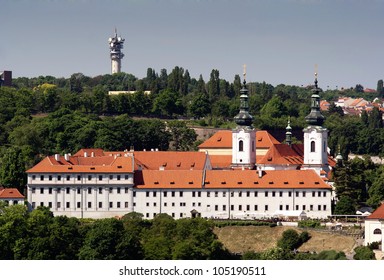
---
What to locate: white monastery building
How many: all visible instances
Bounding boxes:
[26,73,335,220]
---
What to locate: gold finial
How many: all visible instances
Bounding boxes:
[243,64,247,81]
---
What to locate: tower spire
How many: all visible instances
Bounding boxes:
[286,116,292,147]
[108,28,125,74]
[305,69,325,126]
[234,65,253,128]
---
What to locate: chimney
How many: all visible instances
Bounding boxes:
[64,154,70,161]
[91,152,95,157]
[84,152,88,157]
[54,154,60,161]
[258,167,263,178]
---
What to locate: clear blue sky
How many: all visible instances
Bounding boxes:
[1,0,383,89]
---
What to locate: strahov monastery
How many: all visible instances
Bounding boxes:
[26,76,336,220]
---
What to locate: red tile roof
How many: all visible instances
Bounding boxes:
[198,130,280,149]
[134,170,204,189]
[0,188,24,199]
[134,169,330,190]
[366,203,384,220]
[204,169,330,189]
[26,154,134,173]
[133,151,208,170]
[257,144,303,165]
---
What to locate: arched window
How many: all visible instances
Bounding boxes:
[373,228,382,235]
[239,140,244,152]
[310,141,316,153]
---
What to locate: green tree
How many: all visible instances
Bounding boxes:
[353,246,375,260]
[167,121,197,151]
[0,146,27,192]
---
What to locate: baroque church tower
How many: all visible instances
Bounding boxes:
[231,66,256,169]
[302,73,329,175]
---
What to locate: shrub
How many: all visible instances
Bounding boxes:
[353,246,376,260]
[298,219,321,228]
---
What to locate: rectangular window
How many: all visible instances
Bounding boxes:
[172,191,175,197]
[99,188,102,194]
[179,191,183,197]
[125,187,128,193]
[288,191,292,197]
[77,175,81,181]
[312,191,316,197]
[254,191,258,197]
[318,191,321,197]
[99,175,103,181]
[238,191,242,197]
[58,175,61,181]
[239,205,242,211]
[88,188,92,194]
[117,188,121,194]
[272,191,276,197]
[310,205,313,211]
[32,175,36,180]
[198,192,201,197]
[40,188,44,194]
[77,189,80,194]
[153,202,156,207]
[198,202,201,207]
[318,205,321,211]
[32,202,36,209]
[265,191,268,197]
[223,192,226,197]
[32,188,36,194]
[223,205,226,211]
[109,188,113,194]
[231,205,234,211]
[109,202,113,208]
[215,192,218,197]
[49,188,52,194]
[88,202,92,208]
[246,205,250,211]
[215,205,218,211]
[117,202,121,208]
[323,191,327,197]
[192,191,196,197]
[146,202,149,207]
[48,202,52,208]
[117,175,121,181]
[254,205,258,211]
[163,191,167,197]
[323,205,327,211]
[99,202,103,208]
[57,202,61,208]
[88,175,92,181]
[246,191,250,197]
[49,175,52,181]
[125,175,129,180]
[302,205,306,211]
[296,191,299,197]
[133,191,136,197]
[302,191,306,197]
[279,205,283,210]
[109,175,113,180]
[66,202,70,208]
[265,205,268,211]
[40,202,44,207]
[207,192,210,197]
[40,175,44,181]
[66,175,70,181]
[295,205,299,210]
[66,188,70,194]
[231,192,234,197]
[57,188,61,194]
[77,202,81,208]
[125,202,128,208]
[286,205,289,210]
[279,191,283,197]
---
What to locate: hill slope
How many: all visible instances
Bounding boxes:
[214,226,358,254]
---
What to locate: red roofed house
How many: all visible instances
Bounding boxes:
[26,75,334,220]
[364,203,384,251]
[0,187,24,205]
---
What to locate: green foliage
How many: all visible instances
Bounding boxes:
[353,246,375,260]
[277,229,310,251]
[314,250,347,260]
[298,219,321,228]
[333,196,357,215]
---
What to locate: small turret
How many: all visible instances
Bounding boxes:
[286,117,292,147]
